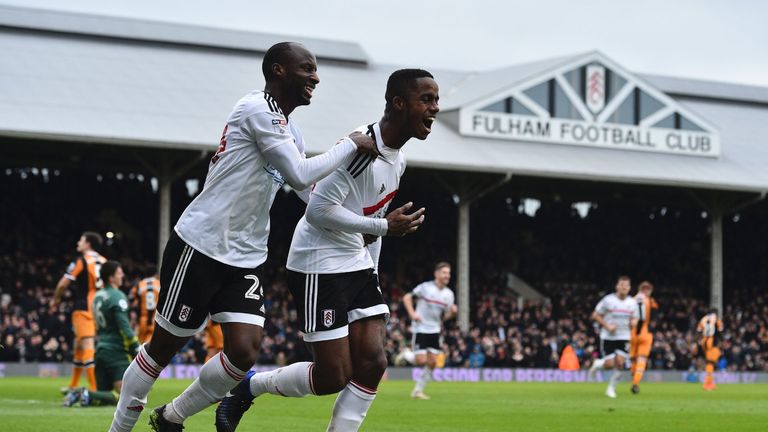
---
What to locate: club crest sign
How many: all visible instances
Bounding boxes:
[458,53,720,157]
[585,64,605,114]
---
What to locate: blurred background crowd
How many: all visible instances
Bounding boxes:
[1,167,767,372]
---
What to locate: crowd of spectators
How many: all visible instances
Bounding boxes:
[1,249,766,372]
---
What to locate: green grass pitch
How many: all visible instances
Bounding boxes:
[1,377,765,431]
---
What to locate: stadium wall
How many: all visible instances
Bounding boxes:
[2,363,766,384]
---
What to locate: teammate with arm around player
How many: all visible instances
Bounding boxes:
[109,41,377,432]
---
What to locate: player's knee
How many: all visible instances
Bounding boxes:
[315,362,352,394]
[356,348,388,379]
[223,342,260,370]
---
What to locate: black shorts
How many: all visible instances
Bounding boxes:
[600,339,630,358]
[412,332,442,354]
[287,268,389,343]
[155,231,266,337]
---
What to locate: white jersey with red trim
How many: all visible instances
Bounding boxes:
[287,122,405,274]
[594,293,639,340]
[411,281,455,334]
[175,90,304,268]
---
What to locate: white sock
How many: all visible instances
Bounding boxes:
[403,350,415,364]
[250,361,315,397]
[327,381,377,432]
[109,345,163,432]
[166,352,248,423]
[608,369,622,390]
[413,366,432,393]
[592,358,605,369]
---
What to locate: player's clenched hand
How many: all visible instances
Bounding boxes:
[362,234,378,245]
[385,202,426,236]
[606,323,617,333]
[348,131,378,158]
[411,312,422,322]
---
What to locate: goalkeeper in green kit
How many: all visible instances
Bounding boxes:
[65,260,140,407]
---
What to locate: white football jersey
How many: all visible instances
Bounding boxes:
[411,281,454,334]
[175,90,305,268]
[594,293,639,340]
[287,122,404,274]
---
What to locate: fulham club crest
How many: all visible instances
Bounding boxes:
[322,309,335,328]
[585,64,606,114]
[178,304,192,322]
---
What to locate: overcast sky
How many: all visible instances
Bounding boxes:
[3,0,768,86]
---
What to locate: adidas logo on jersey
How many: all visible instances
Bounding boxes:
[379,184,386,194]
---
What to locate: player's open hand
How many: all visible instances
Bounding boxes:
[385,202,426,236]
[348,131,378,158]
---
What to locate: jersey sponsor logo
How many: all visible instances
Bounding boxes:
[179,304,192,322]
[322,309,335,328]
[271,118,287,134]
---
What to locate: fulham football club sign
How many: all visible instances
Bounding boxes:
[459,52,720,157]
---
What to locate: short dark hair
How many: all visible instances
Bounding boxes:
[100,260,121,283]
[82,231,103,250]
[435,262,451,272]
[384,69,434,114]
[617,275,631,283]
[262,42,297,81]
[639,281,654,291]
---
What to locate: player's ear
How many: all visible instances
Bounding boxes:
[271,62,284,78]
[392,95,406,112]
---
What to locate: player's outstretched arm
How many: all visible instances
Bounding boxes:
[252,108,377,190]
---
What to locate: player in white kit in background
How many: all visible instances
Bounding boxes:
[588,275,639,398]
[215,69,440,432]
[108,42,377,432]
[400,262,457,399]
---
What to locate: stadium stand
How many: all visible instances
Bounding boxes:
[1,168,766,372]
